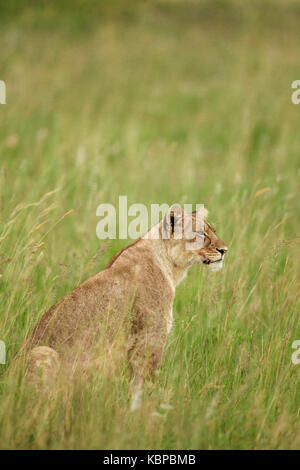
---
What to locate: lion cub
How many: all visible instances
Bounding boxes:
[26,205,227,407]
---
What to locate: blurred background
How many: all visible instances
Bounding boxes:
[0,0,299,449]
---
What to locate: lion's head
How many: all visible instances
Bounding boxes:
[162,205,228,272]
[197,217,228,272]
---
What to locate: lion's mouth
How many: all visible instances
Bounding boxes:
[202,258,222,265]
[203,257,224,272]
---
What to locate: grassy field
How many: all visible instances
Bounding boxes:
[0,0,300,449]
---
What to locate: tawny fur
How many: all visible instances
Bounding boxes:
[25,207,228,391]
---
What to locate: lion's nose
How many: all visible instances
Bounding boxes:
[217,247,227,256]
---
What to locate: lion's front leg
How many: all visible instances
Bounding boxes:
[128,319,169,410]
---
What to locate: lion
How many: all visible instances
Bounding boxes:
[23,205,228,409]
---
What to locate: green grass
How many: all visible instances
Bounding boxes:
[0,0,300,449]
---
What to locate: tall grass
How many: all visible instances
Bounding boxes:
[0,0,299,449]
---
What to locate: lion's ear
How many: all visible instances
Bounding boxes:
[163,204,183,238]
[192,206,208,219]
[202,207,208,219]
[196,205,208,219]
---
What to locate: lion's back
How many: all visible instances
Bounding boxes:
[30,269,132,354]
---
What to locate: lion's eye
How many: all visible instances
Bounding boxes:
[197,230,208,238]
